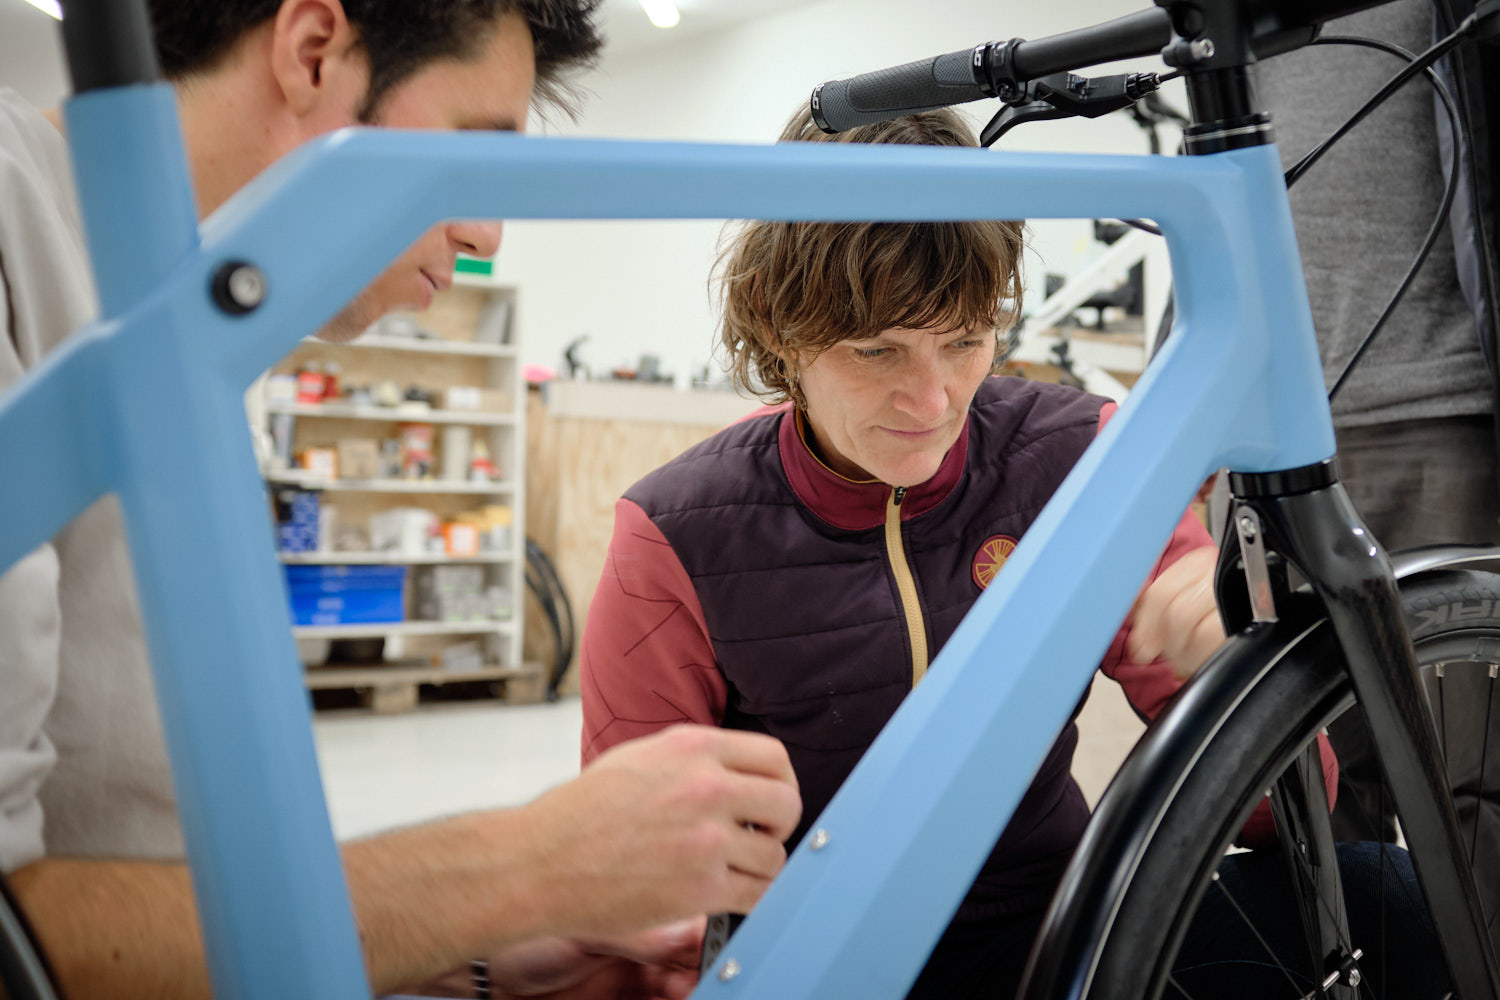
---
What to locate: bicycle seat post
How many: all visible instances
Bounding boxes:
[58,0,199,319]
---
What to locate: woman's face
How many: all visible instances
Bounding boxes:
[798,326,996,488]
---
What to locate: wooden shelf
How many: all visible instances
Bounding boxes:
[304,663,530,689]
[266,472,514,494]
[279,552,514,565]
[311,333,516,358]
[293,620,516,640]
[265,401,515,426]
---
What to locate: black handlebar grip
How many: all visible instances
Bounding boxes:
[812,46,991,133]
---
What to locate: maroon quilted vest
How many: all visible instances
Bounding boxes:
[625,377,1107,918]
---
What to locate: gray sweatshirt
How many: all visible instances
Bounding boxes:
[1253,0,1492,428]
[0,89,181,872]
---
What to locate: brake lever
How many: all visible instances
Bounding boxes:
[982,71,1165,147]
[981,101,1071,147]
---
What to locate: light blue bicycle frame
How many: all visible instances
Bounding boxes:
[0,81,1333,999]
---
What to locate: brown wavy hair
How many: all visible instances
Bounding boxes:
[717,107,1025,408]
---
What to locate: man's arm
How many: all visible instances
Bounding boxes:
[0,261,65,878]
[11,725,800,998]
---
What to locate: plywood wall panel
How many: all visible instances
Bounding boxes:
[524,387,729,694]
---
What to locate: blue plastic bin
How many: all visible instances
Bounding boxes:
[284,565,407,626]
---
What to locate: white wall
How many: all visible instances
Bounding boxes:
[0,1,68,109]
[497,0,1184,384]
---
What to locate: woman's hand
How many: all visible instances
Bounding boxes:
[1125,546,1225,679]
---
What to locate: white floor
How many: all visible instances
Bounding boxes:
[313,679,1146,841]
[314,697,585,840]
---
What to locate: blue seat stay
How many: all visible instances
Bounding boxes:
[0,81,1330,999]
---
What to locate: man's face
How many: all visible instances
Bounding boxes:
[319,11,535,340]
[798,326,996,488]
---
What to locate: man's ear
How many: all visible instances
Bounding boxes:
[268,0,366,123]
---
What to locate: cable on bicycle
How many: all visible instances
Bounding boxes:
[1140,36,1462,377]
[1119,219,1163,236]
[1303,35,1464,402]
[1284,24,1472,190]
[525,538,576,701]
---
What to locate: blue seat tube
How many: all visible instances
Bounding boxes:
[56,40,372,997]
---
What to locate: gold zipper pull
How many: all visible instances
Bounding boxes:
[884,484,927,686]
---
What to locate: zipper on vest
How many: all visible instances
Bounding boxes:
[885,486,929,688]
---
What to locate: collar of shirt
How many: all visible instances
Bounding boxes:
[779,406,969,531]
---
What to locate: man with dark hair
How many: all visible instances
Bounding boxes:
[0,2,800,996]
[147,0,602,119]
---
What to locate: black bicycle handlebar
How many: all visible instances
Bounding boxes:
[58,0,161,94]
[1008,8,1174,80]
[812,8,1172,134]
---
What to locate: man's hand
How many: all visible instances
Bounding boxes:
[401,920,703,999]
[486,919,704,999]
[1125,546,1224,679]
[521,725,801,939]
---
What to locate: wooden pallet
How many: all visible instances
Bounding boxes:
[306,662,547,713]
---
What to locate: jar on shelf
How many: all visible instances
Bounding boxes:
[296,361,325,404]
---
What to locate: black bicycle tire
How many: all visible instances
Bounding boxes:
[1086,568,1500,999]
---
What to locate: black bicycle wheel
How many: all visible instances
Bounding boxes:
[1083,568,1500,1000]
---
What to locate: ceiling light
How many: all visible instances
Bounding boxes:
[639,0,680,29]
[20,0,62,18]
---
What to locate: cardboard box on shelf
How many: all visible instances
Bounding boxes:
[415,564,507,621]
[301,447,338,479]
[443,522,481,558]
[444,386,512,413]
[449,506,513,553]
[337,438,382,480]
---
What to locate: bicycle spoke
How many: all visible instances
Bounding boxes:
[1209,870,1310,996]
[1470,664,1497,868]
[1282,834,1379,1000]
[1333,775,1428,948]
[1167,973,1203,1000]
[1437,663,1448,764]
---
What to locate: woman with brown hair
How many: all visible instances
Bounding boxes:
[577,104,1233,996]
[577,95,1464,997]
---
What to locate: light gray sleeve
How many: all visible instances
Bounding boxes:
[0,258,62,874]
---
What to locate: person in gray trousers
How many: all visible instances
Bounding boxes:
[1255,0,1500,934]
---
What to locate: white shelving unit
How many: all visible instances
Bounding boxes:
[278,552,512,565]
[265,472,518,495]
[254,276,529,701]
[264,401,517,426]
[326,333,517,358]
[293,621,518,640]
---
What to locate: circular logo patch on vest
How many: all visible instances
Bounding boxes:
[972,535,1018,590]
